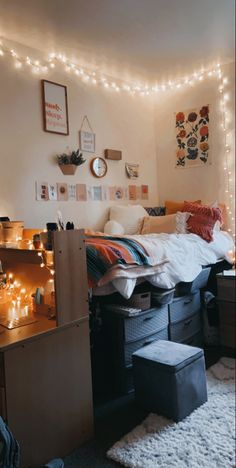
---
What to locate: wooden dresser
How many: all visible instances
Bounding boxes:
[217,270,236,352]
[0,230,94,467]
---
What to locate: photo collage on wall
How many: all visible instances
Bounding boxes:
[175,105,210,168]
[36,182,149,202]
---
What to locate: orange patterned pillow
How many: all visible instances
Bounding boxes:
[165,200,201,215]
[182,202,223,242]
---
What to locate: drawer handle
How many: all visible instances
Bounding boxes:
[143,316,154,322]
[184,319,193,327]
[140,293,149,298]
[184,300,193,305]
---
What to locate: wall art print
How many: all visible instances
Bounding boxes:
[175,105,210,168]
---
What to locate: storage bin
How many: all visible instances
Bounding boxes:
[123,291,151,310]
[133,339,207,422]
[124,306,168,342]
[151,287,175,306]
[169,311,201,343]
[168,291,201,324]
[175,267,211,295]
[124,327,168,366]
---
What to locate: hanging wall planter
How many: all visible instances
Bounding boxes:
[59,164,77,175]
[57,148,86,175]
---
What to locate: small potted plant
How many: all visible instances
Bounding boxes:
[57,148,86,175]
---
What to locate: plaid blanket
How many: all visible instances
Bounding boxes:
[85,235,152,288]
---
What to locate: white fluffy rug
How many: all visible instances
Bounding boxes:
[107,358,235,468]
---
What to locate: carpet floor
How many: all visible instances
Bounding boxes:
[107,358,235,468]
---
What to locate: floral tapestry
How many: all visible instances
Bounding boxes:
[175,105,210,168]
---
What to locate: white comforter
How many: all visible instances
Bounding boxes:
[93,231,234,299]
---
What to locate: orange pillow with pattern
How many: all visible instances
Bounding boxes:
[165,200,201,215]
[182,202,223,242]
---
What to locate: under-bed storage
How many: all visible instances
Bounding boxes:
[102,305,169,393]
[168,291,202,345]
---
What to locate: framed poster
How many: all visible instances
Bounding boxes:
[79,130,95,153]
[41,80,69,135]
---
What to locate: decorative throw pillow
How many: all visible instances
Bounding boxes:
[207,201,227,229]
[141,214,176,234]
[104,220,125,235]
[165,199,201,215]
[144,206,166,216]
[182,202,223,242]
[175,212,191,234]
[109,204,147,235]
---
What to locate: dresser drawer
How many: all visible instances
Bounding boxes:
[168,292,201,324]
[125,327,168,366]
[124,306,168,343]
[217,277,236,302]
[169,312,201,343]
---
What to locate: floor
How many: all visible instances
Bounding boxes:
[63,347,222,468]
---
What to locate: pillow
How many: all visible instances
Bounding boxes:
[165,200,201,215]
[175,212,191,234]
[144,206,166,216]
[141,214,176,234]
[109,204,147,235]
[140,212,191,235]
[182,202,223,242]
[207,201,227,229]
[104,220,125,235]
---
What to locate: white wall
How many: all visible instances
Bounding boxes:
[154,62,235,214]
[0,46,158,230]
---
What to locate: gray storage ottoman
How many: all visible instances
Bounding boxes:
[132,340,207,422]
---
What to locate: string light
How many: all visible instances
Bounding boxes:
[0,38,228,97]
[218,68,235,238]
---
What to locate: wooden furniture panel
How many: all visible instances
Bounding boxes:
[4,319,93,468]
[217,272,236,350]
[54,230,89,326]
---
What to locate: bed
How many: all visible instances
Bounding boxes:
[85,230,234,299]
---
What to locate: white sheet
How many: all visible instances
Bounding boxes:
[92,231,234,298]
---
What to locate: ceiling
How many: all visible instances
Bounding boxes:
[0,0,235,83]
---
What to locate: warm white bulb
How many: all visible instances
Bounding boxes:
[50,63,55,68]
[0,49,4,56]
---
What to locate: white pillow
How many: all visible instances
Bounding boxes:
[175,211,191,234]
[104,220,125,235]
[109,204,147,234]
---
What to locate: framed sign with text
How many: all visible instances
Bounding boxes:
[41,80,69,135]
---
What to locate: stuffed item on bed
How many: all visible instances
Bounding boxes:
[144,206,166,216]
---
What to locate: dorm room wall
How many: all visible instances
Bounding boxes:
[154,62,235,212]
[0,42,158,230]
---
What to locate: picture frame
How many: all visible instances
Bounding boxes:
[79,130,95,153]
[41,80,69,135]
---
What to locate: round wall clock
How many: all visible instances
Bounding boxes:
[90,157,108,178]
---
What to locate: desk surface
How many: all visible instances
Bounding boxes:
[0,311,88,352]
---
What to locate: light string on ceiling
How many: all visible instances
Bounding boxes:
[0,39,225,95]
[0,38,234,238]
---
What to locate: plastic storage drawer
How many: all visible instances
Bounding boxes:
[124,306,168,342]
[169,312,201,343]
[124,327,168,366]
[168,292,201,324]
[182,332,203,348]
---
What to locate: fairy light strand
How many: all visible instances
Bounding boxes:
[0,38,234,237]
